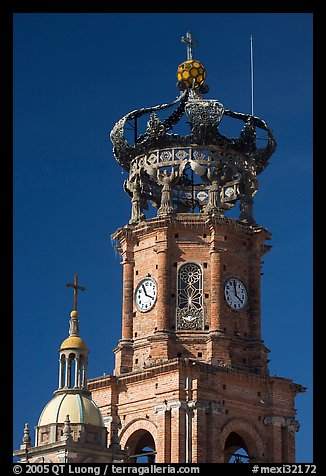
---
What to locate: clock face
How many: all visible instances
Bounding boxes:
[224,278,248,310]
[135,278,157,312]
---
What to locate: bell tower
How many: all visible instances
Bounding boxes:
[89,32,306,463]
[112,214,271,378]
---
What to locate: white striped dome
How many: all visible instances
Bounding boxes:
[38,392,103,427]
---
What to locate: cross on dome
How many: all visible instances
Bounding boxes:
[66,274,86,313]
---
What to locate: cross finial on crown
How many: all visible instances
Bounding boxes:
[181,31,199,60]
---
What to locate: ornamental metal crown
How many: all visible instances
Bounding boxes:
[110,31,276,225]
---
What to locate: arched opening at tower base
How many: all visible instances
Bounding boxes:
[124,429,156,463]
[221,417,265,463]
[224,432,251,463]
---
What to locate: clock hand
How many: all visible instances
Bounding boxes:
[142,284,149,297]
[233,281,238,297]
[234,294,243,302]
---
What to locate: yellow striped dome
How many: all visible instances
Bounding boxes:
[38,393,103,427]
[59,336,88,350]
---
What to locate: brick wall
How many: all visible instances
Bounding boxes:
[113,215,271,375]
[89,358,300,463]
[92,215,303,463]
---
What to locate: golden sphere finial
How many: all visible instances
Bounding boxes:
[70,310,79,318]
[176,59,206,90]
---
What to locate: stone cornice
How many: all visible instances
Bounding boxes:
[88,357,301,389]
[263,415,300,432]
[111,214,271,245]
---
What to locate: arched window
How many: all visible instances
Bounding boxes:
[67,353,76,388]
[224,432,251,463]
[125,430,156,463]
[58,354,66,389]
[176,262,204,330]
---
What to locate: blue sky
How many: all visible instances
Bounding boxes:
[13,13,313,462]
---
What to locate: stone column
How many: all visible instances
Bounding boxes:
[156,242,169,332]
[105,414,122,452]
[74,356,80,388]
[64,355,71,388]
[111,228,134,374]
[121,252,134,341]
[58,356,65,389]
[114,244,134,374]
[248,234,270,374]
[169,400,186,463]
[264,415,285,462]
[208,227,231,365]
[149,231,171,360]
[185,400,197,463]
[248,235,264,341]
[210,402,226,463]
[83,359,88,388]
[154,402,171,463]
[192,401,207,463]
[209,242,222,332]
[283,418,300,463]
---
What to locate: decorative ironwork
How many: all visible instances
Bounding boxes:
[176,263,204,330]
[184,95,225,140]
[109,32,276,226]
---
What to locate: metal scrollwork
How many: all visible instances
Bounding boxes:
[109,69,276,225]
[176,263,204,330]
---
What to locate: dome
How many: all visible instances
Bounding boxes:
[38,393,103,427]
[60,336,88,351]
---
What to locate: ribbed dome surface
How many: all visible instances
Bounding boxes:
[60,336,88,350]
[38,393,103,427]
